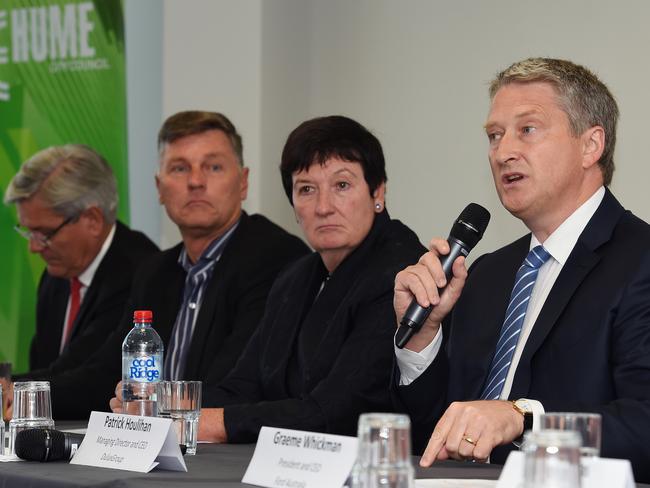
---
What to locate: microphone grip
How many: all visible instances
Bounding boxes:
[65,433,85,459]
[395,239,468,349]
[395,302,433,348]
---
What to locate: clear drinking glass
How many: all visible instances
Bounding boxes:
[122,380,159,417]
[0,384,5,455]
[540,412,601,458]
[523,429,582,488]
[8,381,55,456]
[0,362,11,421]
[350,413,414,488]
[157,380,202,455]
[0,362,11,382]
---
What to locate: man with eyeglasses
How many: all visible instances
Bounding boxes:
[3,144,158,386]
[14,214,75,247]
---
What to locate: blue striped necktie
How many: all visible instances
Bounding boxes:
[480,245,551,400]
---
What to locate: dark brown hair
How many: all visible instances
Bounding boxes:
[280,115,387,204]
[158,111,243,165]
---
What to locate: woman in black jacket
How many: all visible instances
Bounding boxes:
[196,115,425,443]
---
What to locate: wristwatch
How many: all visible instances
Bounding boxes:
[511,398,534,433]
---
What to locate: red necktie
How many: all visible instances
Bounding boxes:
[60,277,82,351]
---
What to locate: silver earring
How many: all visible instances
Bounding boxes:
[375,202,382,211]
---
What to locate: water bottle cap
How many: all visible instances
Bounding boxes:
[133,310,153,322]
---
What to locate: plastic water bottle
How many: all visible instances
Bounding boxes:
[121,310,163,416]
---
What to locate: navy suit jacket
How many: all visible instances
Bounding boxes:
[396,189,650,482]
[22,221,158,376]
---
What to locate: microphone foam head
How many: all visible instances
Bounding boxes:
[450,203,491,250]
[15,429,66,462]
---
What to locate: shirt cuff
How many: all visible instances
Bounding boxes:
[394,327,443,386]
[511,399,545,449]
[527,399,545,431]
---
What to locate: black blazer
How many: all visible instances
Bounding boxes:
[395,189,650,482]
[203,211,426,443]
[48,212,309,419]
[23,221,158,375]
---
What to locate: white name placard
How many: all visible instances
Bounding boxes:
[70,411,186,473]
[497,451,635,488]
[242,426,358,488]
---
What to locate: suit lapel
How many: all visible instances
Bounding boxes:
[71,262,121,342]
[183,259,222,378]
[510,189,624,398]
[127,244,184,348]
[296,212,390,388]
[264,255,324,394]
[510,243,600,397]
[297,259,352,369]
[67,222,125,342]
[155,260,185,346]
[452,238,529,399]
[182,216,250,378]
[49,278,69,351]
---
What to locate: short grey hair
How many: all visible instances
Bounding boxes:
[489,57,619,186]
[4,144,118,223]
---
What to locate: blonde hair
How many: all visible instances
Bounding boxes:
[490,57,618,185]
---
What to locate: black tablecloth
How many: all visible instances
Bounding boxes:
[1,422,647,487]
[0,442,500,488]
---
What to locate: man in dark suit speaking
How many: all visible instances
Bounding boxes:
[3,144,158,380]
[393,58,650,481]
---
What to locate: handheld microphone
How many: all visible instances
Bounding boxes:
[15,429,85,462]
[395,203,490,349]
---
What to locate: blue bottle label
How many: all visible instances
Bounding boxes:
[126,354,161,382]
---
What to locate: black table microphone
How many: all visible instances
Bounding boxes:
[14,428,189,461]
[395,203,490,348]
[15,429,85,462]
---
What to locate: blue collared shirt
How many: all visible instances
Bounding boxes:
[164,219,240,380]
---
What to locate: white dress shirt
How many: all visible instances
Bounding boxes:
[395,187,606,419]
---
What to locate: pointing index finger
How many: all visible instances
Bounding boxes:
[420,412,453,466]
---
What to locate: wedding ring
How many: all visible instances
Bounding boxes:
[462,435,477,446]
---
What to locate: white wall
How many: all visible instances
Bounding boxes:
[129,0,650,256]
[159,0,263,248]
[259,0,312,238]
[124,0,162,244]
[301,0,650,257]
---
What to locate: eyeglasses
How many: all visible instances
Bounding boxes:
[14,216,75,247]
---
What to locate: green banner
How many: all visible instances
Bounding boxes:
[0,0,128,373]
